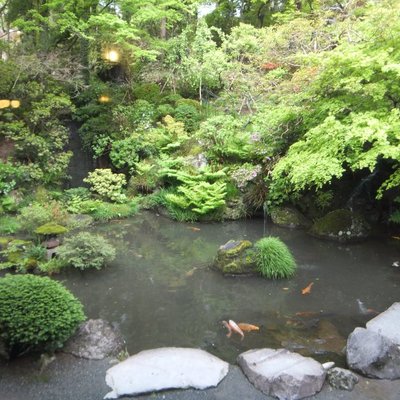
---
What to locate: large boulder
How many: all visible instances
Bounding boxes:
[63,319,125,360]
[237,348,326,400]
[346,302,400,379]
[310,209,370,242]
[213,240,257,275]
[104,347,229,399]
[270,206,311,229]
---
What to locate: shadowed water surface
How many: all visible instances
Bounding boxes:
[58,211,400,364]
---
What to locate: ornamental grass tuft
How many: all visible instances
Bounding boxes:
[254,236,296,279]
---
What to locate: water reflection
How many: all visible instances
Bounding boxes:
[59,211,399,364]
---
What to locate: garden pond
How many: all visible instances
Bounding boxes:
[57,211,399,365]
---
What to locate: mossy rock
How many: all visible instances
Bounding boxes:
[270,206,311,229]
[310,209,370,242]
[34,222,69,236]
[213,240,257,275]
[223,197,248,221]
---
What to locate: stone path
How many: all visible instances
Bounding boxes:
[1,353,400,400]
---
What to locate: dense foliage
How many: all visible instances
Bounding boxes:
[0,274,85,355]
[0,0,399,227]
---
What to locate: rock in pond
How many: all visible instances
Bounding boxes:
[346,302,400,379]
[237,348,326,400]
[104,347,229,399]
[213,240,257,275]
[270,206,311,229]
[63,319,125,360]
[310,209,370,242]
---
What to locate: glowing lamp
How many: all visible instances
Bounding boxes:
[105,49,119,63]
[0,100,11,109]
[10,100,20,108]
[99,95,110,103]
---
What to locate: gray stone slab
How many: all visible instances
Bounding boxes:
[104,347,229,399]
[238,348,326,400]
[366,302,400,345]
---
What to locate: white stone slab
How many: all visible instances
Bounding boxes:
[366,302,400,345]
[104,347,229,399]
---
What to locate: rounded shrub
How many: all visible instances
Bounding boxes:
[57,232,116,270]
[0,274,85,355]
[254,237,296,279]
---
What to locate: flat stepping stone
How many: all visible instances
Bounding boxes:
[238,348,326,400]
[104,347,229,399]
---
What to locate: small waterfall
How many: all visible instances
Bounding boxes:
[263,202,268,236]
[65,121,95,188]
[346,169,379,212]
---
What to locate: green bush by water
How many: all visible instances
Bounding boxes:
[57,232,116,270]
[254,237,296,279]
[0,274,85,355]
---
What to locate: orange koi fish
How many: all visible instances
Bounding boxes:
[301,282,314,295]
[188,226,201,232]
[237,323,260,332]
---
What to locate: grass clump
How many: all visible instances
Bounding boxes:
[254,236,296,279]
[0,274,85,355]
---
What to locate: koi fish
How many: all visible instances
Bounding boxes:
[301,282,314,295]
[237,323,260,332]
[222,320,232,338]
[228,320,245,340]
[188,226,201,232]
[295,311,319,318]
[356,299,379,315]
[222,320,245,340]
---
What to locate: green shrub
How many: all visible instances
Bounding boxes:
[0,216,21,234]
[0,274,85,355]
[89,200,139,221]
[110,137,139,173]
[174,104,201,132]
[157,103,175,119]
[84,169,127,203]
[0,240,45,272]
[0,195,19,214]
[132,82,161,103]
[57,232,116,270]
[38,258,67,275]
[17,203,53,233]
[254,237,296,279]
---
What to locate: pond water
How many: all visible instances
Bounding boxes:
[59,211,400,365]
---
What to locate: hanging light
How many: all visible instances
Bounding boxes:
[0,100,11,109]
[104,49,120,63]
[10,100,20,108]
[99,95,111,103]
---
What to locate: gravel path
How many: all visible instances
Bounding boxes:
[1,353,400,400]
